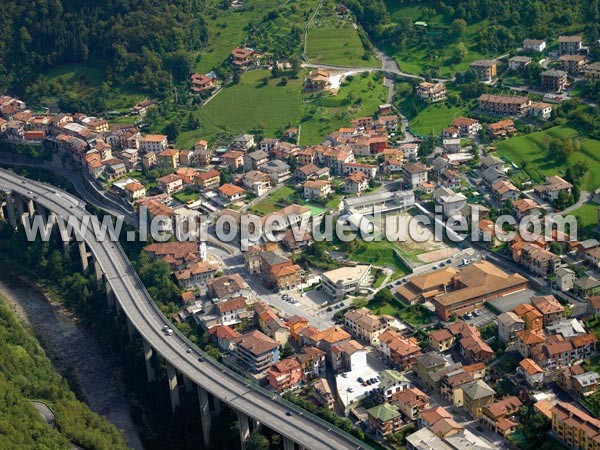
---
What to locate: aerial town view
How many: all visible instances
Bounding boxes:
[1,1,600,450]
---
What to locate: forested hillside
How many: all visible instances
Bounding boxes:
[0,292,129,449]
[0,0,207,94]
[344,0,600,77]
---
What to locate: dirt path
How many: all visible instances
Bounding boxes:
[0,264,144,450]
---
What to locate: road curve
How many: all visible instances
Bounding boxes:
[0,168,372,450]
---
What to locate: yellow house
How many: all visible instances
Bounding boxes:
[158,149,180,170]
[461,380,495,419]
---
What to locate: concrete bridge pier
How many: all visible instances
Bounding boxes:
[14,194,24,218]
[5,192,17,229]
[283,437,296,450]
[126,316,136,340]
[93,258,103,289]
[26,198,36,218]
[166,363,180,414]
[78,241,89,272]
[142,340,156,383]
[213,395,223,415]
[105,279,116,309]
[197,386,212,448]
[238,411,250,450]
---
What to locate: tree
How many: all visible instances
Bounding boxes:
[550,241,563,255]
[452,42,467,63]
[271,64,280,78]
[451,19,467,37]
[165,122,179,142]
[281,342,295,359]
[246,431,269,450]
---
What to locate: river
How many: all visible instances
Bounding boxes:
[0,262,145,450]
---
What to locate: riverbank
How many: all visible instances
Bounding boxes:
[0,262,144,450]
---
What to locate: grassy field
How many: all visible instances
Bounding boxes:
[397,305,435,326]
[569,202,599,228]
[38,63,146,111]
[496,126,600,191]
[173,189,200,204]
[305,5,379,67]
[300,73,388,145]
[176,70,303,147]
[346,240,410,279]
[409,102,467,137]
[381,0,489,78]
[249,185,298,214]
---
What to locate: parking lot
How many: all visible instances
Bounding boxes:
[464,308,496,328]
[336,352,389,409]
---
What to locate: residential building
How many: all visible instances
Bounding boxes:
[403,162,428,189]
[260,250,301,291]
[481,396,521,436]
[512,243,561,277]
[242,170,271,196]
[572,371,599,397]
[451,118,482,136]
[532,295,565,326]
[529,102,553,120]
[551,402,600,450]
[379,330,422,370]
[215,296,248,326]
[312,378,334,410]
[378,369,412,403]
[344,172,369,194]
[157,174,183,194]
[523,39,546,52]
[367,404,402,437]
[209,325,239,352]
[406,428,454,450]
[533,175,572,201]
[174,261,220,289]
[267,358,302,392]
[195,169,221,190]
[514,304,544,332]
[414,352,447,389]
[217,183,246,204]
[330,339,366,372]
[138,134,167,153]
[584,62,600,83]
[322,265,371,300]
[305,69,330,91]
[260,159,291,184]
[461,380,495,419]
[190,73,216,94]
[296,346,326,380]
[491,179,520,201]
[378,115,400,131]
[558,36,583,55]
[519,358,544,387]
[497,311,525,343]
[559,54,587,74]
[124,182,146,202]
[235,330,279,373]
[541,69,568,92]
[416,82,447,102]
[343,308,389,345]
[208,274,253,301]
[221,150,245,171]
[442,138,461,153]
[488,120,517,139]
[396,387,430,421]
[231,47,257,68]
[556,267,576,292]
[243,150,269,171]
[513,198,542,219]
[470,60,497,82]
[254,302,289,346]
[303,180,331,199]
[478,94,531,116]
[508,56,532,71]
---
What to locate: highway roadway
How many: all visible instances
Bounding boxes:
[0,168,371,450]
